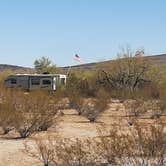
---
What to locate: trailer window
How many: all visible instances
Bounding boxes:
[31,79,40,85]
[42,80,51,85]
[10,78,17,84]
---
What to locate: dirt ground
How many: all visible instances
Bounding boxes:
[0,102,165,166]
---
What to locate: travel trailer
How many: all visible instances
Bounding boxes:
[4,74,67,91]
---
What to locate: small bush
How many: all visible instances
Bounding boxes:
[124,100,146,117]
[0,103,17,134]
[0,89,61,138]
[81,98,108,122]
[13,91,60,138]
[25,137,98,166]
[24,137,55,166]
[24,121,166,166]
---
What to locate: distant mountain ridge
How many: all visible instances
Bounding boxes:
[0,54,166,72]
[0,64,32,72]
[63,54,166,71]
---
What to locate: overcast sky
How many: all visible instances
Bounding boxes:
[0,0,166,67]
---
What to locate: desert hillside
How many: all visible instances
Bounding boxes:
[0,54,166,72]
[0,64,32,72]
[63,54,166,71]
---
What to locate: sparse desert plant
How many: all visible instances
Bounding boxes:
[68,92,84,115]
[81,98,108,122]
[25,137,98,166]
[124,99,146,117]
[12,111,34,138]
[95,121,166,166]
[55,138,98,166]
[66,72,100,98]
[68,87,109,122]
[124,99,166,120]
[0,102,16,134]
[13,91,60,138]
[94,126,133,165]
[24,137,56,166]
[24,120,166,166]
[81,89,109,122]
[143,100,166,119]
[0,89,61,138]
[127,121,166,166]
[158,100,166,115]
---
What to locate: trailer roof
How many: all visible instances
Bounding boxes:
[15,74,66,77]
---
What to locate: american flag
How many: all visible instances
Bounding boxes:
[73,54,84,63]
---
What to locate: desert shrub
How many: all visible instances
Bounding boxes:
[81,97,108,122]
[68,91,109,122]
[24,137,56,166]
[0,102,17,134]
[124,100,147,117]
[55,138,98,166]
[67,90,84,115]
[13,91,60,138]
[148,100,166,119]
[24,120,166,166]
[95,127,132,165]
[96,122,166,166]
[66,73,82,95]
[0,89,61,138]
[124,99,166,121]
[25,137,98,166]
[81,89,109,122]
[134,82,160,100]
[67,86,109,121]
[128,121,166,166]
[157,71,166,100]
[66,72,99,98]
[12,111,35,138]
[66,73,83,105]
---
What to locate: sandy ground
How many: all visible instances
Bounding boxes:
[0,102,165,166]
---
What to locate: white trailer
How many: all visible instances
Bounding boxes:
[4,74,67,91]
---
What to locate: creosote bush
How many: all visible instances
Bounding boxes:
[68,92,84,115]
[0,88,61,138]
[24,137,55,166]
[0,102,17,134]
[124,100,147,117]
[25,136,98,166]
[81,97,109,122]
[67,78,110,121]
[25,121,166,166]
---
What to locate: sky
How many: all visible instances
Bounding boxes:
[0,0,166,67]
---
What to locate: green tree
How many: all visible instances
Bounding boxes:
[34,56,57,74]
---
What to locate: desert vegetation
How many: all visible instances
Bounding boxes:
[0,88,61,138]
[24,120,166,166]
[0,48,166,165]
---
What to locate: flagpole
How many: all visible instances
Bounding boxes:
[66,65,72,76]
[66,54,75,76]
[66,54,83,76]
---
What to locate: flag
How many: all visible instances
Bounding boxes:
[73,54,84,63]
